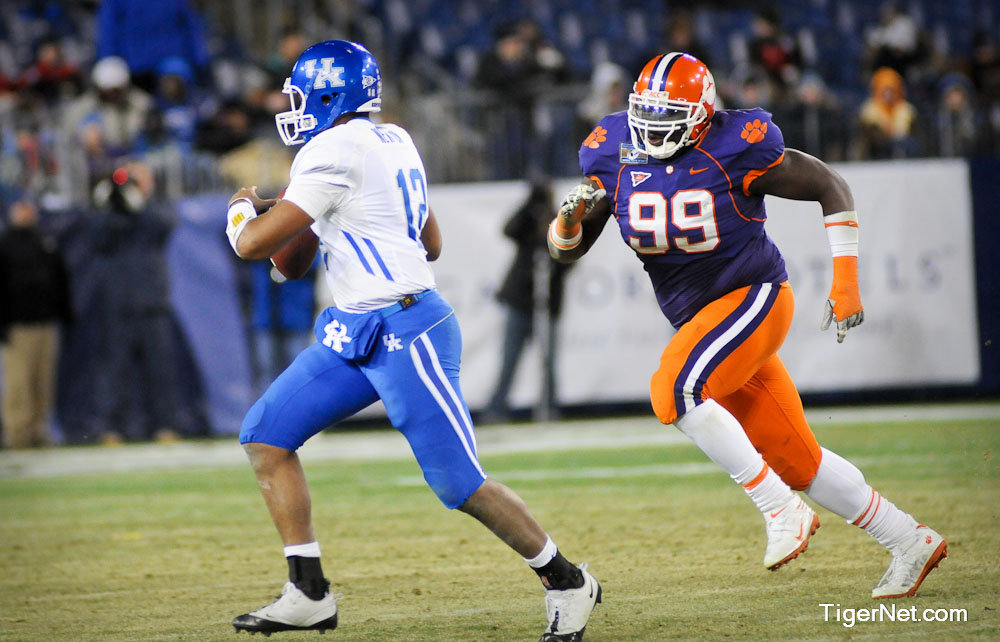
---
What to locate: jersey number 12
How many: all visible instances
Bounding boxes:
[396,169,427,242]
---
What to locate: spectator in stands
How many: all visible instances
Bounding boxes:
[0,89,61,198]
[143,56,212,151]
[264,29,309,89]
[631,8,712,74]
[857,67,918,159]
[729,67,774,111]
[474,19,569,179]
[515,18,571,85]
[772,71,848,161]
[18,37,81,105]
[0,198,73,449]
[195,99,255,154]
[970,29,1000,152]
[749,6,801,101]
[484,180,572,422]
[87,163,187,444]
[865,1,925,79]
[936,72,979,157]
[257,29,310,122]
[62,56,153,164]
[575,61,628,145]
[96,0,209,94]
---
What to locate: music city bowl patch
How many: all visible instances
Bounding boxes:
[619,143,648,165]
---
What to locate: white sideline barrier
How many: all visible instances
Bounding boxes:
[322,159,979,412]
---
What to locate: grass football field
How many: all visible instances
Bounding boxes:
[1,410,998,641]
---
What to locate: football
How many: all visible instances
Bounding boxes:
[270,228,319,280]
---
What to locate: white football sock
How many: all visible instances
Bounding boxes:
[675,399,770,476]
[675,399,794,513]
[284,541,321,558]
[806,448,917,554]
[805,448,869,519]
[733,462,795,514]
[852,488,919,555]
[524,536,558,568]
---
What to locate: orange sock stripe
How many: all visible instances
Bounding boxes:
[859,492,882,530]
[742,463,770,490]
[852,489,877,526]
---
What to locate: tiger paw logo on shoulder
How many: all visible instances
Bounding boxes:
[741,119,768,144]
[584,126,608,149]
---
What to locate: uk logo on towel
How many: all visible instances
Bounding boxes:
[322,320,353,352]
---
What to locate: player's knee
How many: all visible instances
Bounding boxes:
[424,468,486,510]
[238,398,267,444]
[238,395,308,452]
[241,440,290,475]
[650,371,681,425]
[772,458,820,490]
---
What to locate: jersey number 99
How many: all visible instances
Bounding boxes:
[628,188,720,254]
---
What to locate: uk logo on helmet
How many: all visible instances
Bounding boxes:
[303,58,345,89]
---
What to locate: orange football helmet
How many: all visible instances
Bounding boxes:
[627,52,716,159]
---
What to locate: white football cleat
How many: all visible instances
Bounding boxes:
[872,525,947,599]
[539,564,602,642]
[232,581,338,635]
[763,496,820,570]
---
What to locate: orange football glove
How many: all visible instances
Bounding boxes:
[821,255,864,343]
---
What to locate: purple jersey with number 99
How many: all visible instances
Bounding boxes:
[579,108,789,327]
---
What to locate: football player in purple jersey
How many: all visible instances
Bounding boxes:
[549,52,946,599]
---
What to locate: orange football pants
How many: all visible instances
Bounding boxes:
[650,281,822,489]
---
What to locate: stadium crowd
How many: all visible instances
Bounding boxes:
[0,0,998,447]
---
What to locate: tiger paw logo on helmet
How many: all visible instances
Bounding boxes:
[584,126,608,149]
[741,119,768,144]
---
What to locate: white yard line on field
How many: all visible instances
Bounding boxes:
[393,453,969,487]
[0,402,996,480]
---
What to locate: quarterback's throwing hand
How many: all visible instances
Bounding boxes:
[228,186,277,214]
[558,183,606,227]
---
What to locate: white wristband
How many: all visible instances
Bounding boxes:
[824,210,859,257]
[227,199,257,255]
[548,220,582,251]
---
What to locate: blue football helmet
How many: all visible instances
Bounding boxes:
[275,40,382,146]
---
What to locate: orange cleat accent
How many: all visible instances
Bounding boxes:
[767,511,820,571]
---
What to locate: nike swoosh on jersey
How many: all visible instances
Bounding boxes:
[689,167,708,175]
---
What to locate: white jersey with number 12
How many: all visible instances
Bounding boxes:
[281,117,436,312]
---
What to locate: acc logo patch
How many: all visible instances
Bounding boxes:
[631,171,652,187]
[619,143,648,165]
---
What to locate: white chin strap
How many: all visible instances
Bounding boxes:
[629,126,683,159]
[645,135,681,159]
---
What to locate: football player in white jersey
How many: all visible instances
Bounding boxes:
[224,40,600,641]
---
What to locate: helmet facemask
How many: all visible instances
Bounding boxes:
[275,79,317,146]
[627,90,708,159]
